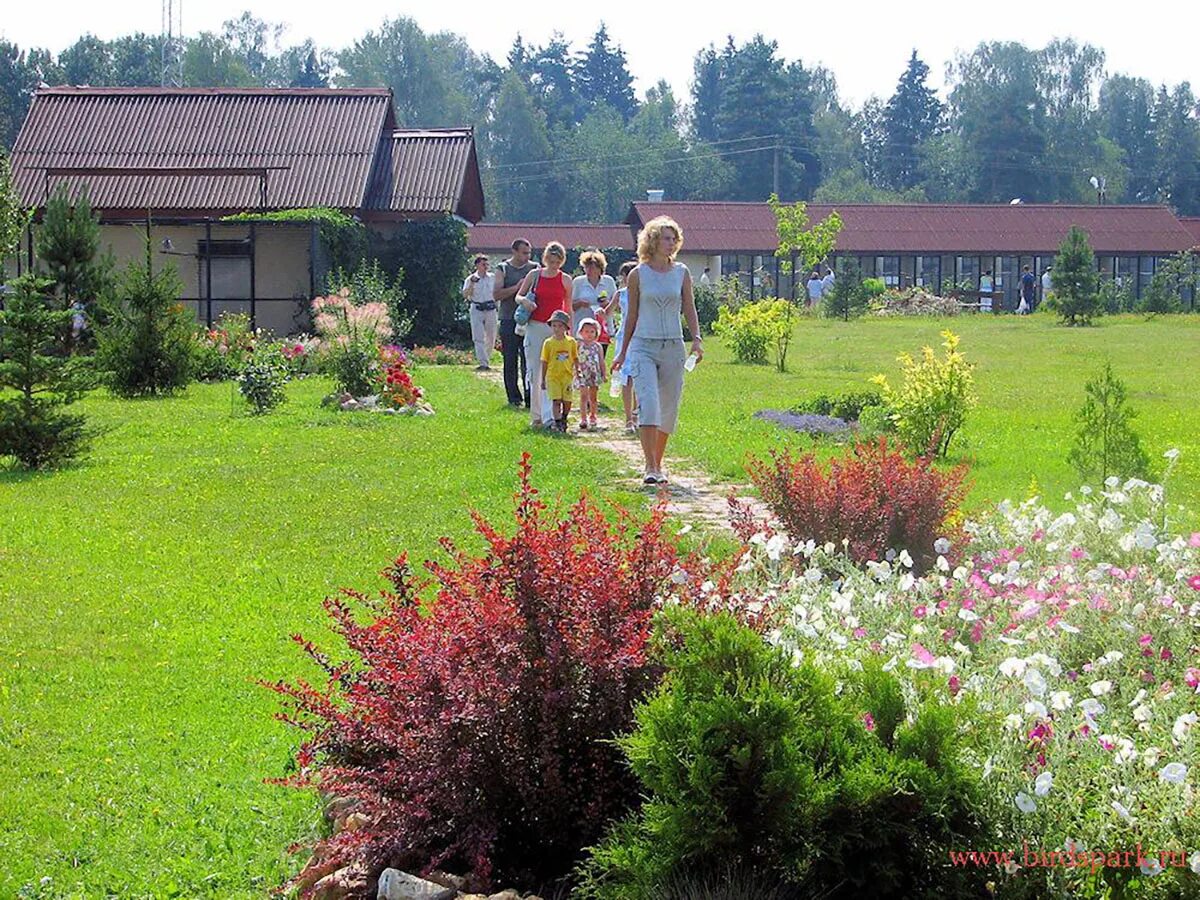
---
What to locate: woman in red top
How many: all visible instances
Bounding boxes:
[516,241,572,428]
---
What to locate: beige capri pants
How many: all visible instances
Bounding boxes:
[627,337,686,433]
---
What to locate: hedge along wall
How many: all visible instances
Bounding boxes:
[368,217,467,344]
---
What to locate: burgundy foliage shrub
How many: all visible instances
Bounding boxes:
[267,454,735,895]
[736,438,968,573]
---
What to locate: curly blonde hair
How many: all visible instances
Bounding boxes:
[579,249,608,273]
[636,216,683,262]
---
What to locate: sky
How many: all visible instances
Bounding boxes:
[2,0,1196,109]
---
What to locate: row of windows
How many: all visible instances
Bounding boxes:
[721,253,1195,306]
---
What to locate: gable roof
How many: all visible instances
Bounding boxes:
[624,201,1198,255]
[466,222,633,252]
[364,128,484,223]
[11,87,484,222]
[1181,218,1200,248]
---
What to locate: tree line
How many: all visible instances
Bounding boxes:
[2,16,1199,220]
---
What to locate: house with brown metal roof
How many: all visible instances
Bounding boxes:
[9,86,484,333]
[624,200,1198,309]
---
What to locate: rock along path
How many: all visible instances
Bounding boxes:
[474,368,767,534]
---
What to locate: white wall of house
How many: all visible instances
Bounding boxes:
[18,221,313,336]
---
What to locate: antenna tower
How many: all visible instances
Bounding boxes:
[161,0,184,87]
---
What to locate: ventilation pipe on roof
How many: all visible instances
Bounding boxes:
[646,189,665,203]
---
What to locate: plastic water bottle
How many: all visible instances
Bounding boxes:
[609,376,623,398]
[683,352,699,372]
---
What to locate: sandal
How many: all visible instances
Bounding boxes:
[643,471,659,485]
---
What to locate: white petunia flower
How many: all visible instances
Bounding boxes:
[1015,792,1037,813]
[1173,713,1198,743]
[1133,704,1153,723]
[1058,621,1080,634]
[1025,700,1048,718]
[1079,698,1105,719]
[1105,476,1121,488]
[1111,800,1135,823]
[765,533,789,561]
[1128,689,1147,707]
[1159,762,1188,784]
[934,537,951,554]
[1140,859,1163,877]
[1090,680,1113,696]
[1142,746,1163,769]
[958,607,979,622]
[1024,668,1048,697]
[1034,771,1053,796]
[1000,657,1027,678]
[1115,738,1136,764]
[1190,851,1200,875]
[1050,691,1073,711]
[1004,713,1024,732]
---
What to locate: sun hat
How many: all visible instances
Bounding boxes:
[576,316,600,336]
[549,309,570,325]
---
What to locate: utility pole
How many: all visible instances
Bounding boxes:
[772,137,780,197]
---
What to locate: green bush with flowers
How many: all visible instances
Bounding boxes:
[714,299,792,368]
[871,329,977,458]
[721,449,1200,898]
[194,312,258,381]
[237,342,291,415]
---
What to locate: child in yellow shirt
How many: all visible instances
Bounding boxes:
[540,310,577,432]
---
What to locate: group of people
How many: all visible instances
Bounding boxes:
[461,217,703,485]
[804,266,837,306]
[977,265,1052,313]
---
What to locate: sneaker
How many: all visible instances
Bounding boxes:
[655,472,669,485]
[643,471,659,485]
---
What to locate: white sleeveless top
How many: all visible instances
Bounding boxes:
[634,262,688,340]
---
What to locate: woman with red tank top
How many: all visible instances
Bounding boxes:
[516,241,572,428]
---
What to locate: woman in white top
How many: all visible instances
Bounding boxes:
[611,216,703,485]
[462,254,497,369]
[571,250,618,352]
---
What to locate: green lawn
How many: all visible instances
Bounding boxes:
[675,312,1200,526]
[3,314,1198,897]
[0,371,637,899]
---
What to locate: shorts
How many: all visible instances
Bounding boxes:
[627,337,685,433]
[545,376,574,402]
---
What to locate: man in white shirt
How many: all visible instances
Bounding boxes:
[699,267,712,286]
[1041,267,1053,305]
[462,254,497,369]
[821,265,835,295]
[805,270,825,306]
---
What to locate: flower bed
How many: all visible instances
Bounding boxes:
[730,461,1200,895]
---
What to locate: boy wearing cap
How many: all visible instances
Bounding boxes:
[574,316,607,431]
[540,310,577,432]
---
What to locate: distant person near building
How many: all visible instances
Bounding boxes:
[806,270,824,306]
[699,267,712,286]
[1019,265,1036,314]
[979,270,994,313]
[821,265,835,295]
[1042,266,1053,304]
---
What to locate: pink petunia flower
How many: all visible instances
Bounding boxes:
[1189,533,1200,548]
[1188,575,1200,592]
[863,713,876,732]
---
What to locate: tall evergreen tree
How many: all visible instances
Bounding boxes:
[487,72,553,222]
[109,34,163,86]
[530,33,584,131]
[1049,225,1102,326]
[1152,83,1200,215]
[0,275,92,469]
[35,186,108,318]
[1099,75,1158,202]
[690,40,732,145]
[577,24,637,122]
[1037,40,1106,201]
[947,42,1050,201]
[879,51,942,190]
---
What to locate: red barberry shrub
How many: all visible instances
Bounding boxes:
[267,454,735,895]
[740,438,968,573]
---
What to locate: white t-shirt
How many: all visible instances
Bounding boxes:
[1042,271,1053,292]
[571,274,618,331]
[806,277,825,301]
[463,272,496,306]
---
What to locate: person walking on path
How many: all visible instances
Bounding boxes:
[572,250,618,357]
[606,260,639,432]
[462,254,498,370]
[611,216,703,485]
[493,239,537,406]
[573,316,607,431]
[516,241,572,428]
[540,310,577,432]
